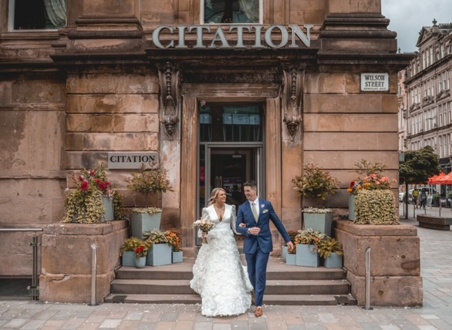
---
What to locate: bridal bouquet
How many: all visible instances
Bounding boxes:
[193,218,214,244]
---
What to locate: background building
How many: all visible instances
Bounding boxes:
[402,20,452,172]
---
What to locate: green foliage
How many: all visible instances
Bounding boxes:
[125,164,173,208]
[62,164,124,224]
[316,237,343,259]
[113,191,126,220]
[286,230,298,254]
[294,228,326,245]
[120,237,149,256]
[144,229,169,245]
[354,189,399,225]
[292,163,340,202]
[399,146,441,185]
[63,187,104,224]
[353,159,387,177]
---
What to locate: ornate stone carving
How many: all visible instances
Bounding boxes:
[158,62,181,138]
[281,65,303,141]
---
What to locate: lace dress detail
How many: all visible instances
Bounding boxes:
[190,204,253,317]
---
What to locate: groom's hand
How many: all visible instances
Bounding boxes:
[248,227,261,235]
[287,241,294,252]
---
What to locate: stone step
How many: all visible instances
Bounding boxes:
[110,279,350,295]
[104,293,356,306]
[115,259,347,281]
[108,257,355,305]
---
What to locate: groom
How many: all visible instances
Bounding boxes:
[236,180,294,317]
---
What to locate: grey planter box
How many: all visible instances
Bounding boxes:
[295,244,320,267]
[121,251,136,267]
[172,251,183,263]
[147,243,172,266]
[286,253,296,265]
[102,197,114,221]
[130,212,162,239]
[282,245,288,261]
[303,213,333,236]
[324,252,343,268]
[349,195,356,221]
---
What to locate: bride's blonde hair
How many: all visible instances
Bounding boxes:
[208,187,226,206]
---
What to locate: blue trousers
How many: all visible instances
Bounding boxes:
[245,249,270,307]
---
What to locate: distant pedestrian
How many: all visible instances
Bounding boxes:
[420,189,427,210]
[412,188,420,208]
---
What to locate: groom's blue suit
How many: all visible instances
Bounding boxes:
[236,199,291,307]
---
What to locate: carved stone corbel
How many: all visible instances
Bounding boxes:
[281,65,304,141]
[157,62,181,138]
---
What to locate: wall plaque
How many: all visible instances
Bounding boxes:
[108,152,159,170]
[361,73,389,92]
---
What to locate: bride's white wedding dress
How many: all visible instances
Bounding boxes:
[190,204,253,317]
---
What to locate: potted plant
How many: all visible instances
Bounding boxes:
[125,164,174,239]
[285,230,298,265]
[292,163,340,236]
[62,164,122,223]
[166,228,183,263]
[120,237,148,267]
[144,229,172,266]
[315,237,343,268]
[134,245,148,268]
[293,229,325,267]
[347,159,398,224]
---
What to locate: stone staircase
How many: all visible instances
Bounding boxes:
[105,258,356,305]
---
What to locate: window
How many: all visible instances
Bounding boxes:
[202,0,261,24]
[199,104,262,142]
[9,0,66,31]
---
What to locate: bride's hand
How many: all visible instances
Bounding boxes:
[239,223,246,228]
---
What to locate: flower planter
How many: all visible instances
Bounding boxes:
[323,252,343,268]
[121,251,136,267]
[303,213,333,236]
[135,256,146,268]
[103,196,114,221]
[282,245,288,261]
[348,195,356,221]
[130,212,162,239]
[286,253,296,265]
[295,244,320,267]
[172,251,183,263]
[147,243,172,266]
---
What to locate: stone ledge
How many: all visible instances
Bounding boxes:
[44,220,128,235]
[335,219,417,236]
[417,215,452,231]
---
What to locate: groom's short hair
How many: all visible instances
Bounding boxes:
[243,180,257,189]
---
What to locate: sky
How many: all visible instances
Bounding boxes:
[381,0,452,53]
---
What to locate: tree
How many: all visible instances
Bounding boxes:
[399,146,441,218]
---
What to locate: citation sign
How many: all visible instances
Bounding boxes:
[360,73,389,92]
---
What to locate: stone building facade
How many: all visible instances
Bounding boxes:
[402,20,452,172]
[1,0,411,283]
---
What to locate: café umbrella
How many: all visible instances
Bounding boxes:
[427,172,452,216]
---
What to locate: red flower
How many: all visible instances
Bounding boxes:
[81,181,89,192]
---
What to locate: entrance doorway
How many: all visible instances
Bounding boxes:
[197,103,265,219]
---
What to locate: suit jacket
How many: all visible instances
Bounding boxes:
[236,199,291,254]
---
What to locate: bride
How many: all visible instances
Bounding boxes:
[190,187,253,317]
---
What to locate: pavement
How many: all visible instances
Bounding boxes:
[0,204,451,329]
